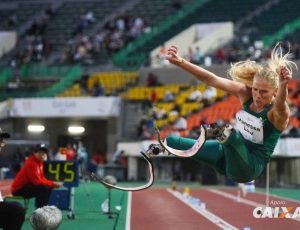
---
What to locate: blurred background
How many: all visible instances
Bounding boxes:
[0,0,300,189]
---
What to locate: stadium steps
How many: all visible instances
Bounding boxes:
[87,0,193,66]
[0,2,47,31]
[45,0,141,66]
[113,0,264,69]
[45,0,123,50]
[242,0,300,42]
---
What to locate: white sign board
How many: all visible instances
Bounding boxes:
[9,97,121,118]
[273,138,300,157]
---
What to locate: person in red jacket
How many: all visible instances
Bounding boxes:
[11,144,62,208]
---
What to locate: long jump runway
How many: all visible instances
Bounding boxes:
[129,187,300,230]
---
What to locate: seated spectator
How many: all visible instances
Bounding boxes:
[215,47,225,64]
[159,45,168,58]
[88,151,107,173]
[85,10,96,24]
[141,95,153,113]
[139,125,152,140]
[11,144,62,208]
[187,47,194,63]
[157,45,169,66]
[150,89,158,105]
[66,143,76,160]
[129,17,144,38]
[164,90,174,102]
[193,47,202,65]
[53,147,67,161]
[174,115,187,131]
[77,142,88,167]
[203,86,217,105]
[137,115,147,137]
[146,72,159,86]
[74,41,89,63]
[169,104,181,117]
[137,115,154,140]
[111,150,127,167]
[73,10,89,35]
[152,106,167,120]
[188,87,202,102]
[92,82,105,96]
[108,30,124,52]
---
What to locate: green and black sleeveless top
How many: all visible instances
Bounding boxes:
[235,98,281,162]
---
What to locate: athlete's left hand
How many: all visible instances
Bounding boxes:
[279,66,292,86]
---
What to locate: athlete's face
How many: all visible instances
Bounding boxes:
[252,77,277,108]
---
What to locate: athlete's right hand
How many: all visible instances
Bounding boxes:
[166,45,184,65]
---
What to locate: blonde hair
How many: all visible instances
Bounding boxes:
[228,44,297,88]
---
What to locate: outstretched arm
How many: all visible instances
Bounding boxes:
[166,46,248,98]
[269,66,291,131]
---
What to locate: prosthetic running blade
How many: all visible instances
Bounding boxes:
[91,125,206,191]
[155,125,206,157]
[91,152,154,191]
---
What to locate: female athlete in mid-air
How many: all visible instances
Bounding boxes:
[162,44,296,183]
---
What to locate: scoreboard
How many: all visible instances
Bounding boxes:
[44,161,79,187]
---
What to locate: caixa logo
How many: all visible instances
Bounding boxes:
[253,207,300,218]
